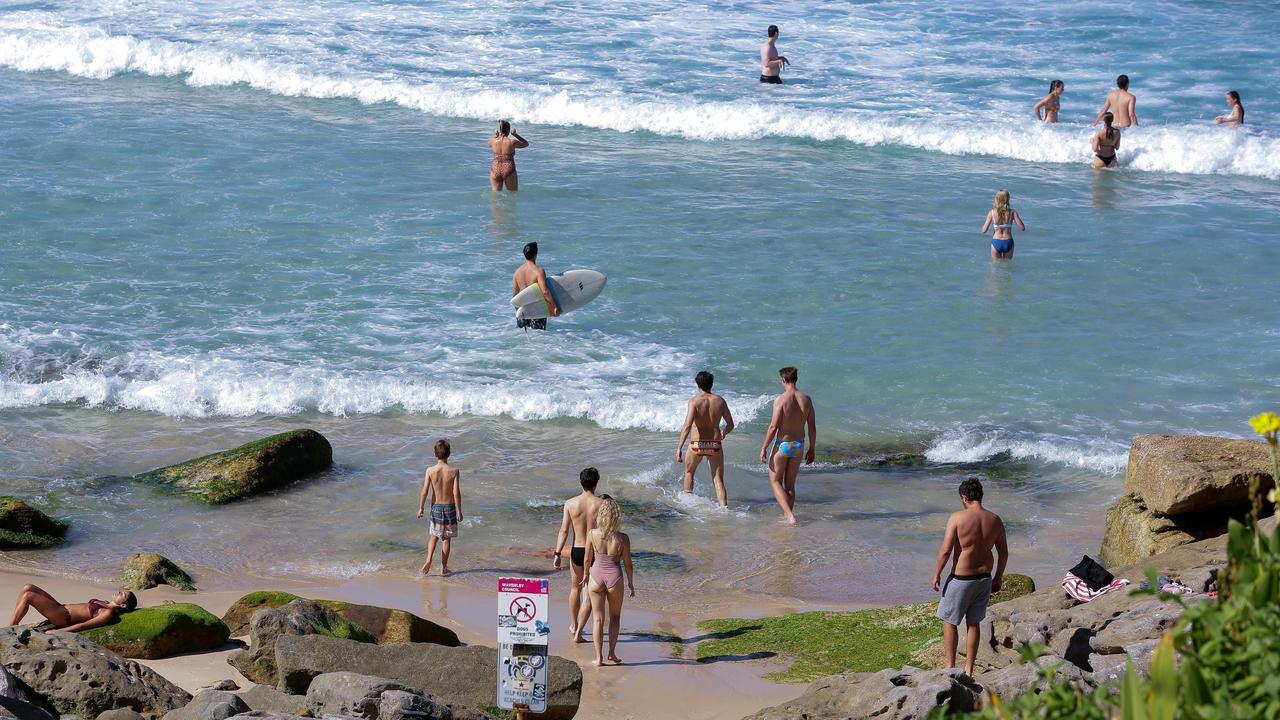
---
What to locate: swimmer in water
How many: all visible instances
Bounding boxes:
[1092,112,1121,169]
[760,25,789,84]
[980,189,1025,259]
[1093,74,1137,128]
[487,119,528,192]
[1033,80,1065,123]
[1215,90,1245,127]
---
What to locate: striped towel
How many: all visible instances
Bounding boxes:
[1062,572,1130,603]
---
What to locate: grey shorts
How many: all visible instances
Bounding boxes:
[936,573,992,626]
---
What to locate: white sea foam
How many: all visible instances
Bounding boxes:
[270,559,382,579]
[1,23,1277,179]
[924,426,1129,475]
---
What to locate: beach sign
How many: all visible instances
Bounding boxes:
[497,577,550,713]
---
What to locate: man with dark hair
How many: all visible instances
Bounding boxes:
[417,438,463,575]
[931,477,1008,676]
[1093,74,1137,128]
[511,241,559,330]
[553,467,604,642]
[675,371,736,506]
[760,25,789,84]
[759,366,815,524]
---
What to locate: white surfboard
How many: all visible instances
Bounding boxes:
[511,269,607,321]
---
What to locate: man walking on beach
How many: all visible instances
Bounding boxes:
[676,371,736,507]
[760,25,789,84]
[931,477,1008,677]
[759,366,815,525]
[1093,74,1137,128]
[553,467,604,642]
[512,241,559,330]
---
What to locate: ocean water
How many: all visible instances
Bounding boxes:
[1,1,1278,609]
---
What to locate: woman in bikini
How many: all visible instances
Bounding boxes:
[1033,80,1064,123]
[980,189,1025,259]
[579,499,634,666]
[1215,90,1245,127]
[1091,112,1121,169]
[487,119,529,192]
[7,584,136,632]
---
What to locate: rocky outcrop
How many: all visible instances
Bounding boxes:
[306,672,497,720]
[235,686,308,717]
[0,627,190,719]
[80,603,230,660]
[1100,435,1274,566]
[0,697,55,720]
[160,692,248,720]
[122,555,196,592]
[133,430,333,504]
[222,593,458,647]
[0,498,67,549]
[745,667,982,720]
[275,634,582,720]
[229,600,375,686]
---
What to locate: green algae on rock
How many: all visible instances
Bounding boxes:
[133,429,333,504]
[222,591,460,646]
[79,602,230,660]
[122,553,196,592]
[0,496,68,549]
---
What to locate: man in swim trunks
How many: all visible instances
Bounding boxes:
[760,25,789,84]
[759,366,816,525]
[511,241,560,330]
[931,477,1008,677]
[417,439,463,576]
[675,371,736,507]
[553,467,605,641]
[1093,74,1137,128]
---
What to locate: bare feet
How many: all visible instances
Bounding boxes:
[420,564,431,575]
[607,654,621,664]
[572,633,586,644]
[591,658,603,667]
[783,514,797,525]
[440,567,451,577]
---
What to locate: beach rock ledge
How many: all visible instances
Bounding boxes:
[229,599,376,686]
[79,602,230,660]
[222,591,460,646]
[0,497,68,549]
[133,429,333,504]
[122,554,196,592]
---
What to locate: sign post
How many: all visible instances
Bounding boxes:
[497,577,550,715]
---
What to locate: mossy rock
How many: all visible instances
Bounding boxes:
[991,573,1035,604]
[79,602,230,659]
[133,429,333,504]
[0,496,68,549]
[222,592,459,646]
[122,553,195,592]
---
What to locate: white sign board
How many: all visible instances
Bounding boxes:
[497,577,549,714]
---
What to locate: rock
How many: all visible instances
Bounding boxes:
[990,573,1035,604]
[198,681,239,693]
[305,673,453,720]
[0,498,67,549]
[235,686,308,717]
[1100,495,1214,567]
[228,600,376,686]
[222,593,458,647]
[161,692,248,720]
[976,655,1089,702]
[0,627,190,719]
[275,634,582,720]
[97,711,145,720]
[79,603,230,660]
[123,555,196,592]
[133,430,333,505]
[744,666,981,720]
[0,697,55,720]
[1125,435,1274,516]
[1089,638,1161,688]
[0,667,34,704]
[226,713,315,720]
[1090,599,1181,654]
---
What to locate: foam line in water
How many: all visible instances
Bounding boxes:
[924,425,1129,475]
[1,23,1277,179]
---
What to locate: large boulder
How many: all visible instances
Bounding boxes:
[275,634,582,720]
[975,656,1089,703]
[1098,495,1200,568]
[133,430,333,504]
[744,667,981,720]
[122,555,195,592]
[1125,435,1274,516]
[306,672,496,720]
[229,600,375,686]
[0,498,67,549]
[160,691,248,720]
[222,593,458,647]
[79,603,230,660]
[235,686,308,717]
[0,697,55,720]
[0,627,190,719]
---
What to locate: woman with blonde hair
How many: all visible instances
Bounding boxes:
[579,498,634,666]
[980,189,1025,259]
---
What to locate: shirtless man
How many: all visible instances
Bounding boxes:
[553,467,605,642]
[511,241,560,330]
[1093,74,1137,128]
[760,25,789,84]
[931,477,1008,677]
[675,371,736,507]
[759,366,815,525]
[417,439,463,576]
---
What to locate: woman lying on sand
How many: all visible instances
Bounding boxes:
[7,584,136,633]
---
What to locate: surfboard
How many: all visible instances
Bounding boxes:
[511,269,607,321]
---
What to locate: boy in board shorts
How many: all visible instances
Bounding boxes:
[417,439,463,576]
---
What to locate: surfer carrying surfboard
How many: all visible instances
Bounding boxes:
[511,242,560,330]
[675,371,736,507]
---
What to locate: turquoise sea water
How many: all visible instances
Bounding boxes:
[1,1,1278,607]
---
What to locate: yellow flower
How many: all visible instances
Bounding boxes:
[1249,412,1280,439]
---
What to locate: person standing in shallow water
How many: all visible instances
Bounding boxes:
[760,25,789,84]
[1033,80,1065,123]
[553,467,605,643]
[675,371,736,507]
[932,477,1008,677]
[581,498,634,666]
[511,241,559,331]
[759,366,815,525]
[1092,112,1121,169]
[980,189,1025,259]
[1215,90,1245,127]
[488,119,528,192]
[417,439,462,576]
[1093,74,1137,128]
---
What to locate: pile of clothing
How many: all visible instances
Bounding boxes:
[1061,555,1130,603]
